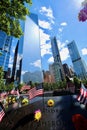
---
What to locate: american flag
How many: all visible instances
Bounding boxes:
[77,84,87,105]
[0,105,5,122]
[0,92,8,98]
[10,89,20,96]
[28,84,43,100]
[77,86,84,101]
[20,85,30,92]
[10,89,17,95]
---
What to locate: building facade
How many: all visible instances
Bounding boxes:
[15,13,43,83]
[43,69,55,83]
[11,40,19,81]
[51,37,65,82]
[67,40,87,79]
[49,64,55,82]
[63,63,71,77]
[0,31,12,78]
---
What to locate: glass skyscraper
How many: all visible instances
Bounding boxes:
[0,31,12,77]
[16,13,43,83]
[67,40,87,79]
[51,37,65,82]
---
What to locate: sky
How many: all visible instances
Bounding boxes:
[9,0,87,72]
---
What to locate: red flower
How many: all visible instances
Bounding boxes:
[72,114,87,130]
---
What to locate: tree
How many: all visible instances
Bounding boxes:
[82,79,87,88]
[73,76,81,89]
[0,0,32,38]
[5,82,14,91]
[0,67,5,91]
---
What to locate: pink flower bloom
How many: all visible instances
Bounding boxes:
[78,8,87,22]
[35,109,41,114]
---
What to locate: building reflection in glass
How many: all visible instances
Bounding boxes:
[16,13,43,84]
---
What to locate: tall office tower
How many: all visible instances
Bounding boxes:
[16,59,22,82]
[67,40,87,79]
[0,31,12,78]
[16,13,43,83]
[11,40,19,81]
[51,36,65,82]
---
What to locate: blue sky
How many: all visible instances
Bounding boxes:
[9,0,87,72]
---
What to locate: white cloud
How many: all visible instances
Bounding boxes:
[60,22,67,26]
[55,40,70,61]
[47,42,69,62]
[39,28,70,62]
[39,6,54,19]
[57,40,66,50]
[65,40,69,43]
[30,59,41,68]
[10,46,15,54]
[17,54,23,64]
[73,0,84,8]
[48,56,54,63]
[39,29,52,57]
[82,48,87,55]
[39,6,54,24]
[8,56,13,68]
[82,0,87,6]
[41,44,52,57]
[9,56,13,64]
[8,63,13,68]
[21,70,27,75]
[60,47,70,61]
[48,47,69,63]
[58,22,67,37]
[58,28,63,32]
[40,29,50,45]
[39,20,52,30]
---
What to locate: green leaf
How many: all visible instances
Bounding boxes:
[0,0,32,38]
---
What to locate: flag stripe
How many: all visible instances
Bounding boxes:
[10,89,20,96]
[28,85,43,100]
[0,106,5,122]
[20,85,30,92]
[28,87,36,99]
[77,84,87,105]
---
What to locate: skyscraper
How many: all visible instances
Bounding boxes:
[51,37,65,82]
[11,40,19,81]
[16,13,43,83]
[67,40,87,79]
[0,31,12,78]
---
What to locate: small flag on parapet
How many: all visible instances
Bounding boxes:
[28,83,43,100]
[0,104,5,122]
[77,84,87,105]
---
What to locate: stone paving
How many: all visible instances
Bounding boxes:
[0,95,87,130]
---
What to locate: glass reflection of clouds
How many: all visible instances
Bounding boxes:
[18,13,43,83]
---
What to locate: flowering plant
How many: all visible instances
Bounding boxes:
[34,109,42,121]
[47,99,55,107]
[21,98,29,106]
[12,97,16,103]
[78,0,87,21]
